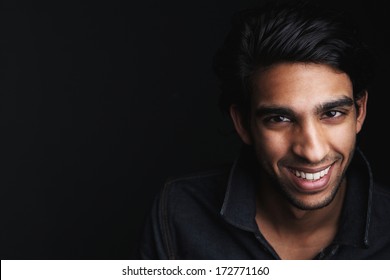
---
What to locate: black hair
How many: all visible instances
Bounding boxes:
[213,0,375,117]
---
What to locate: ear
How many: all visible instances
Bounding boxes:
[229,105,253,145]
[355,91,368,134]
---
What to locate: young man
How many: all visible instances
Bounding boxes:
[138,0,390,259]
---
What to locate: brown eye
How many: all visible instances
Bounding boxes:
[269,116,291,123]
[324,111,343,118]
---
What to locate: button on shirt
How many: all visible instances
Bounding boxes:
[137,147,390,259]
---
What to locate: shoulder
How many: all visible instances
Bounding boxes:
[371,181,390,223]
[366,181,390,258]
[165,165,231,190]
[149,164,234,225]
[373,181,390,201]
[160,165,231,206]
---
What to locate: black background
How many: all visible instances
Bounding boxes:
[2,0,389,259]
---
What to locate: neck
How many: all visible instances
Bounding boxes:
[256,178,346,236]
[255,178,346,259]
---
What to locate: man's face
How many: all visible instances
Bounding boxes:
[232,63,367,210]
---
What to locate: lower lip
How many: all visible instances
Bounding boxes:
[289,165,333,193]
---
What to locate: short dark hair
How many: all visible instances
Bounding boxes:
[213,0,375,117]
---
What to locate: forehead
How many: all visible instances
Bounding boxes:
[251,63,353,110]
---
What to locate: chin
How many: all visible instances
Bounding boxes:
[287,191,337,211]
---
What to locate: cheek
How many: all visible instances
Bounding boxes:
[252,130,288,164]
[331,122,357,149]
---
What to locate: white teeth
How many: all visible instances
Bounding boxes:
[292,166,330,181]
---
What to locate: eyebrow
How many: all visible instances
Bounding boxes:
[316,96,354,114]
[255,96,355,118]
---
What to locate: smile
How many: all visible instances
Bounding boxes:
[291,166,331,181]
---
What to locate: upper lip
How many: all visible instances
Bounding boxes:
[288,164,333,173]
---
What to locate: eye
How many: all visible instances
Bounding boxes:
[267,115,291,123]
[323,110,344,119]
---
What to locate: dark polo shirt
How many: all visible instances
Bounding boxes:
[138,147,390,259]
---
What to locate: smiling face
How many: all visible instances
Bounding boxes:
[230,63,367,210]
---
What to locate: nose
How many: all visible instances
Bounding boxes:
[291,121,329,163]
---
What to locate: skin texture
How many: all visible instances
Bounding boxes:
[230,63,367,259]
